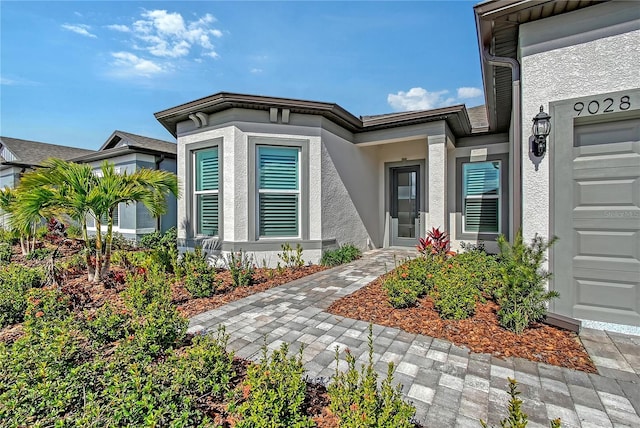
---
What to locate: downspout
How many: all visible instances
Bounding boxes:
[155,155,165,232]
[483,47,522,239]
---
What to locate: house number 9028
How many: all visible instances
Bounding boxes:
[573,96,631,116]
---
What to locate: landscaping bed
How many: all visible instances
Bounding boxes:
[327,276,596,372]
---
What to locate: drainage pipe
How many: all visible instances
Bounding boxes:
[483,47,522,239]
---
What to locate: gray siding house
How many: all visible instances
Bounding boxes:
[155,0,639,331]
[70,130,178,241]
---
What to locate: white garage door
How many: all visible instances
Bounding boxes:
[554,116,640,326]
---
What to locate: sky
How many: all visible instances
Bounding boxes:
[1,1,484,150]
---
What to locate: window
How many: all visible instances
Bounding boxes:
[194,148,219,236]
[257,146,299,237]
[463,161,501,233]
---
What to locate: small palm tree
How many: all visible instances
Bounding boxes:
[16,159,179,282]
[0,186,54,255]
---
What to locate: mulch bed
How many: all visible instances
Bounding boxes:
[327,276,597,373]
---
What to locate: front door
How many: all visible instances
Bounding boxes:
[390,166,420,246]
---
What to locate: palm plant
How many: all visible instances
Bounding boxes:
[0,186,53,255]
[16,159,179,282]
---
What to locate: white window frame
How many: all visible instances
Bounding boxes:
[193,147,220,237]
[462,160,502,234]
[256,145,301,239]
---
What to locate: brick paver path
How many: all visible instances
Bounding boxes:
[189,249,640,427]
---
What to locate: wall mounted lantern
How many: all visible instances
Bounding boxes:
[531,105,551,157]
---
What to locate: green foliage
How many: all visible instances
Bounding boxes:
[456,245,502,297]
[495,232,560,334]
[383,273,420,309]
[226,250,255,288]
[85,302,129,346]
[431,259,482,320]
[25,246,52,260]
[57,251,87,273]
[416,227,455,258]
[121,268,171,314]
[278,243,305,269]
[405,256,440,294]
[0,227,19,245]
[0,242,11,265]
[234,342,314,428]
[320,243,362,267]
[0,265,44,327]
[328,324,416,427]
[480,378,562,428]
[139,227,178,273]
[24,287,72,327]
[65,223,83,239]
[181,247,220,298]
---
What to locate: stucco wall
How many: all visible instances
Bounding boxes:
[519,1,640,242]
[320,128,376,249]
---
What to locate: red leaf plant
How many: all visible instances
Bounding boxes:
[416,227,456,258]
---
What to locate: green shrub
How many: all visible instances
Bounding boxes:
[235,342,314,428]
[0,265,44,327]
[320,243,362,267]
[432,261,481,320]
[65,224,82,239]
[139,227,178,273]
[26,247,52,260]
[383,274,420,309]
[481,378,562,428]
[405,256,441,294]
[226,250,255,287]
[24,287,71,327]
[328,324,415,427]
[495,232,559,334]
[85,303,129,346]
[0,227,19,245]
[121,268,171,313]
[455,247,502,298]
[0,242,11,265]
[181,247,219,298]
[278,243,305,269]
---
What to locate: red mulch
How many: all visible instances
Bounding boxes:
[327,276,597,373]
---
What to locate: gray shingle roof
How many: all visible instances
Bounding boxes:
[100,130,176,154]
[466,105,488,131]
[0,136,95,167]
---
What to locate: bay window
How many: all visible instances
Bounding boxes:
[194,148,219,236]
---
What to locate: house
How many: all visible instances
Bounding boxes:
[155,0,639,330]
[69,130,178,241]
[0,132,178,242]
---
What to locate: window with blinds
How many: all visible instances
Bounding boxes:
[462,161,501,233]
[257,146,299,237]
[194,148,219,236]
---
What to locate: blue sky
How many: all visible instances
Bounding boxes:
[1,1,484,150]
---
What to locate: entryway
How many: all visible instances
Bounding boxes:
[390,165,420,247]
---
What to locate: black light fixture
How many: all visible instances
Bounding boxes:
[531,105,551,157]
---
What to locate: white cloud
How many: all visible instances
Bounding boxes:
[250,68,263,74]
[112,9,223,59]
[110,52,164,77]
[1,76,40,86]
[107,24,130,33]
[387,87,454,111]
[388,86,484,112]
[457,87,483,99]
[61,23,97,38]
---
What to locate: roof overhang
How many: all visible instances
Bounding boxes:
[155,92,475,138]
[474,0,603,132]
[69,145,176,163]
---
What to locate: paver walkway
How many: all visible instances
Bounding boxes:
[189,249,640,427]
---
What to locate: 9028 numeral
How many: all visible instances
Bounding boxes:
[574,96,631,116]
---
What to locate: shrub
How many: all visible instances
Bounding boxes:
[456,246,502,298]
[383,274,420,309]
[85,303,129,346]
[0,242,11,265]
[0,227,19,245]
[139,227,178,273]
[181,247,220,298]
[26,247,53,260]
[226,250,255,287]
[405,256,440,294]
[234,342,313,428]
[481,378,562,428]
[432,260,481,320]
[416,227,456,258]
[58,252,87,274]
[0,265,44,327]
[24,287,71,327]
[495,232,559,334]
[320,243,362,267]
[65,224,82,239]
[278,243,305,269]
[328,324,415,427]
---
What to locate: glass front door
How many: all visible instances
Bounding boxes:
[391,166,420,245]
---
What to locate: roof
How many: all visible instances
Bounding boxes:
[0,136,95,168]
[99,130,176,153]
[155,92,484,138]
[474,0,603,132]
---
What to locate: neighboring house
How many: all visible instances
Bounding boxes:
[155,0,639,330]
[0,136,95,227]
[70,130,178,241]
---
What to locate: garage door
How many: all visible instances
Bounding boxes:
[554,116,640,326]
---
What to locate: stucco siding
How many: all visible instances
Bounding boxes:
[320,129,375,250]
[519,2,640,242]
